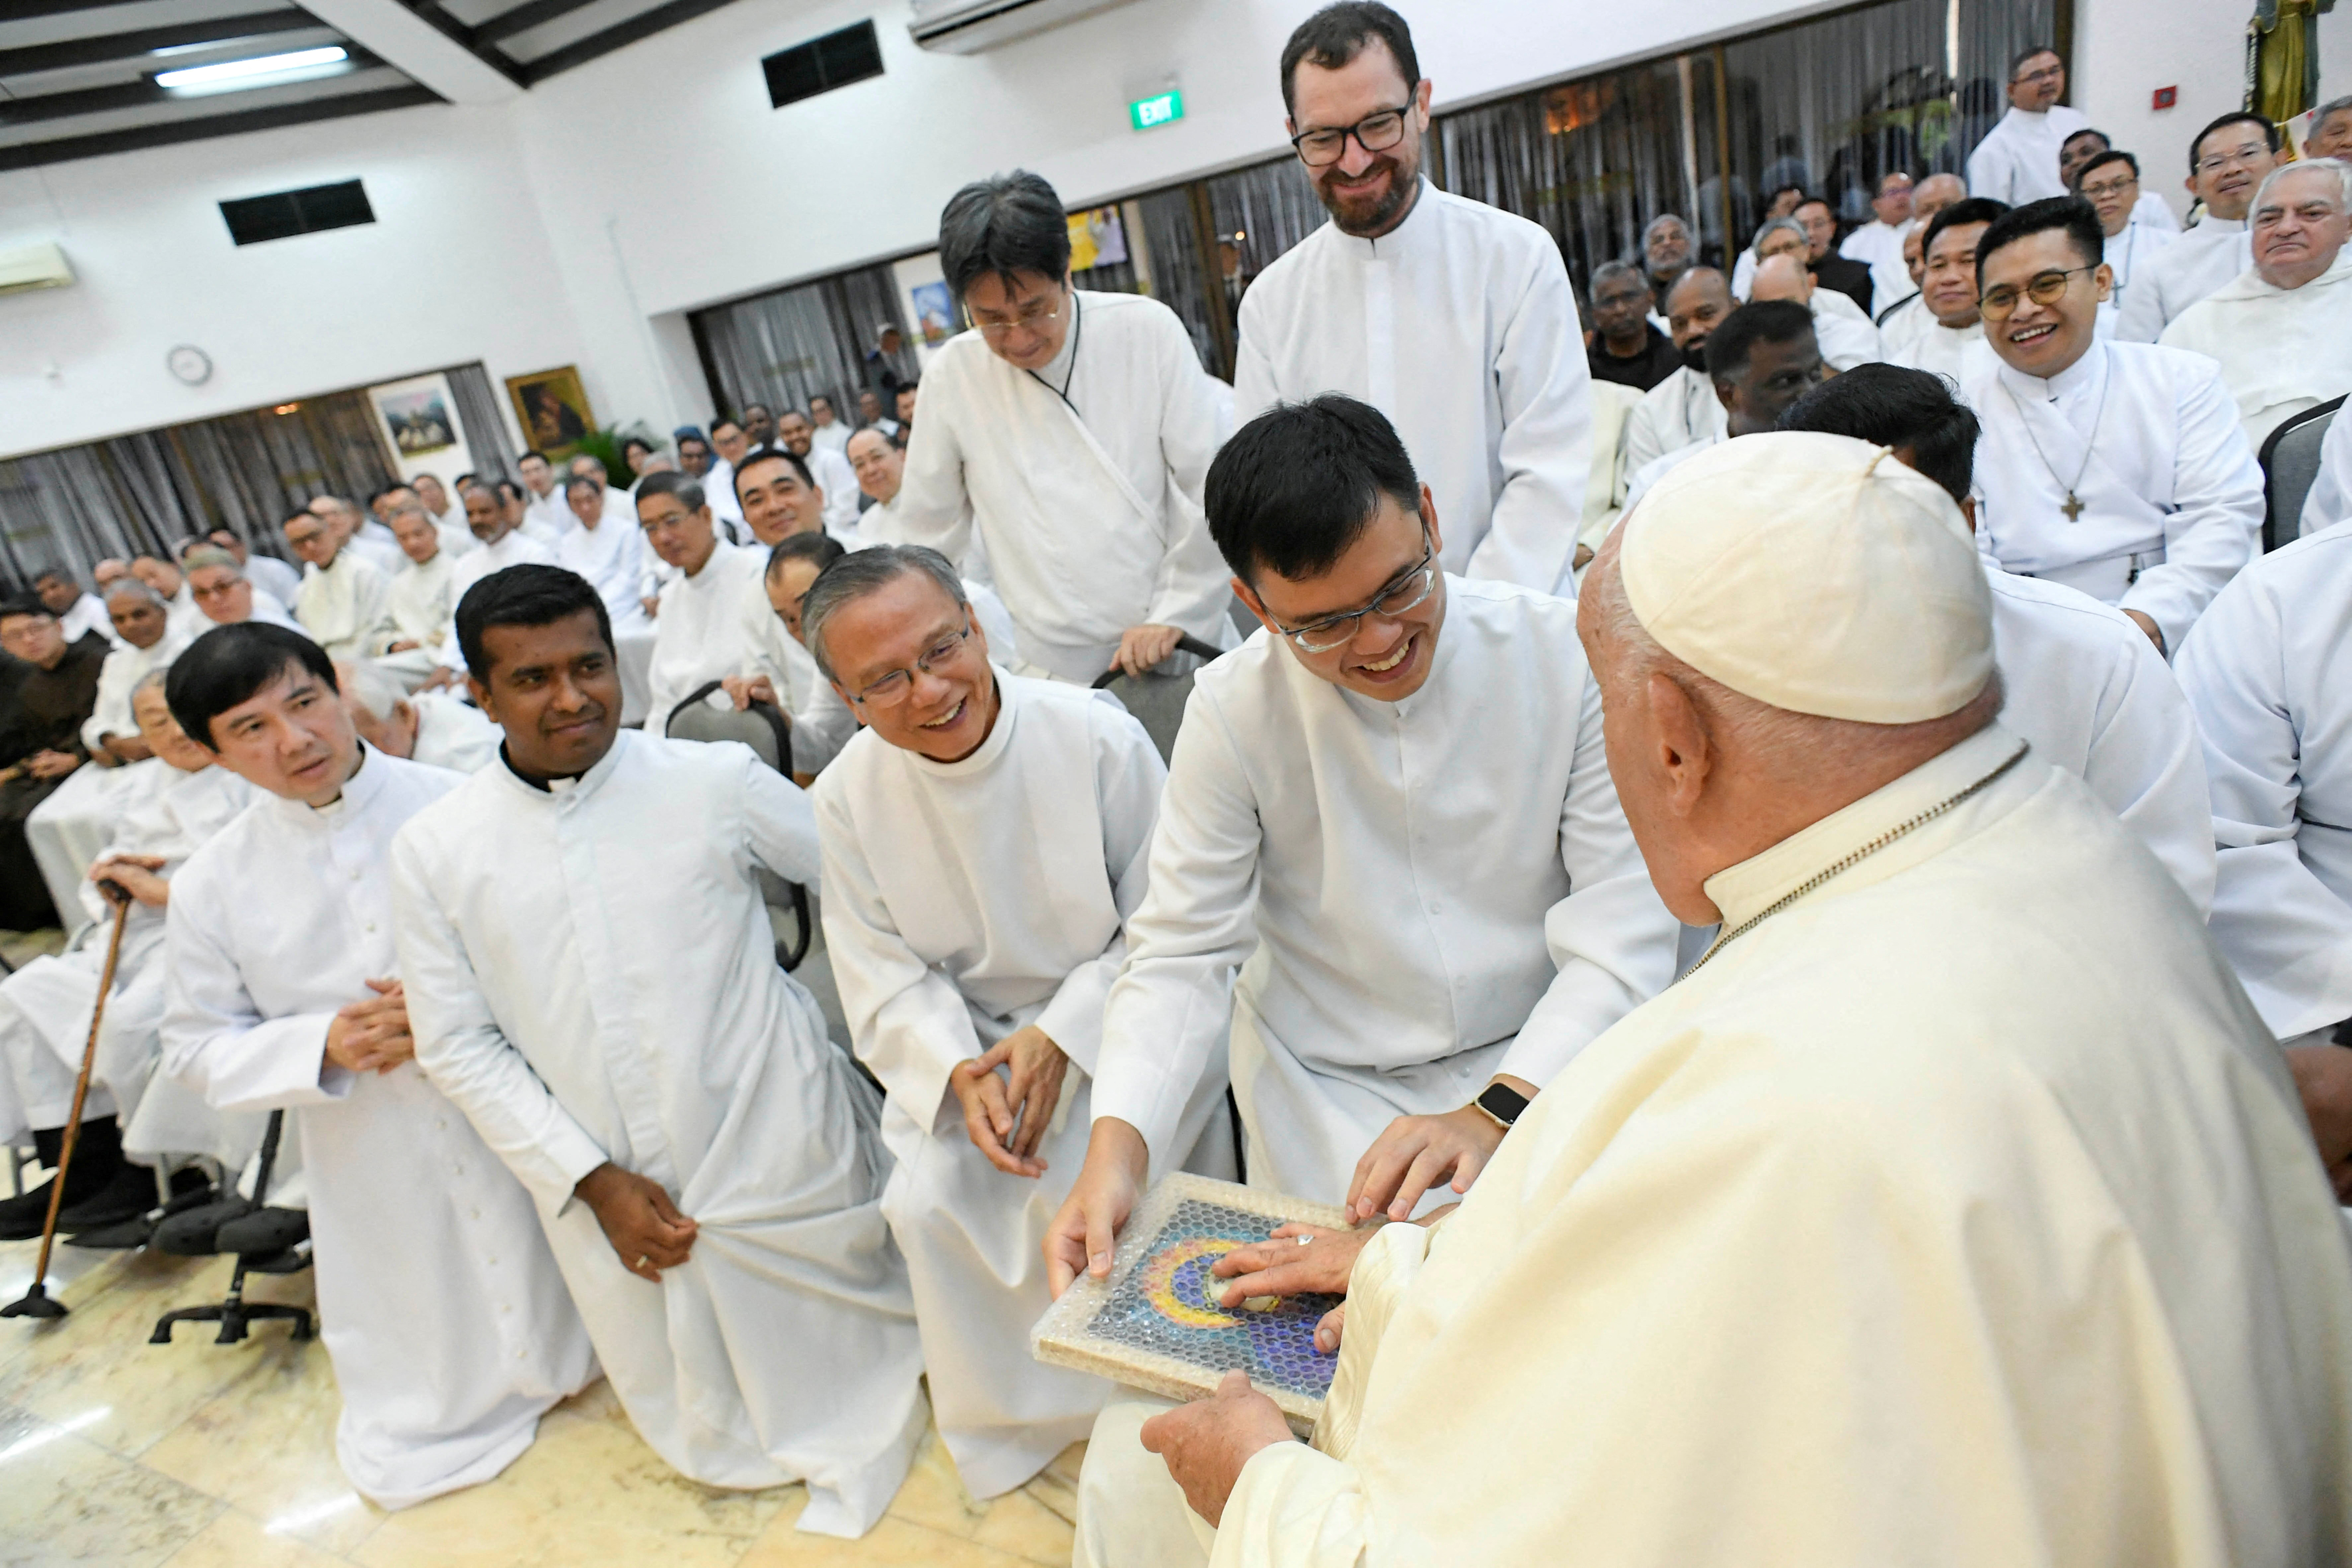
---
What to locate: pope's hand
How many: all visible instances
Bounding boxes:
[576,1162,697,1281]
[1044,1116,1147,1297]
[1210,1222,1372,1307]
[1139,1371,1296,1529]
[2287,1043,2352,1201]
[323,979,413,1075]
[1113,623,1185,677]
[951,1024,1069,1177]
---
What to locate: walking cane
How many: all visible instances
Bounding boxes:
[2,894,133,1321]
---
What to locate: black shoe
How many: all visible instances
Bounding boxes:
[57,1163,162,1234]
[66,1169,216,1252]
[0,1178,62,1242]
[0,1117,131,1239]
[214,1207,309,1257]
[153,1196,256,1256]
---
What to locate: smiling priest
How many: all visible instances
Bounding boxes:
[1122,433,2352,1566]
[390,565,925,1538]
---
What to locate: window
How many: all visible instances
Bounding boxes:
[763,21,884,110]
[218,180,374,247]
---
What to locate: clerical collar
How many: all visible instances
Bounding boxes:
[1996,335,2105,400]
[1333,177,1432,260]
[304,742,379,817]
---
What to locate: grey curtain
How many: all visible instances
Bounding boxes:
[448,362,520,483]
[1136,188,1223,376]
[1204,157,1329,321]
[696,264,914,420]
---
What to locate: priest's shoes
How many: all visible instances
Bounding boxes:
[53,1163,165,1235]
[66,1170,218,1251]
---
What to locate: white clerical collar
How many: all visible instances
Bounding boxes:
[2193,214,2248,236]
[499,725,631,801]
[911,666,1017,778]
[1994,336,2106,403]
[1331,177,1434,261]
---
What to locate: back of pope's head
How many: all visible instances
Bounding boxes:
[1577,432,1999,924]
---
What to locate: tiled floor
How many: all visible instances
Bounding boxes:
[0,1234,1081,1566]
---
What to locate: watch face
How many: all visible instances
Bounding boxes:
[168,345,212,385]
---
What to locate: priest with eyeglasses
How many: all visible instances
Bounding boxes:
[1961,198,2262,655]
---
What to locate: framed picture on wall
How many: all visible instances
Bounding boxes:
[504,365,596,459]
[910,281,955,345]
[370,375,461,457]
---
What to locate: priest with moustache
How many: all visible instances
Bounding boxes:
[1125,435,2352,1566]
[161,623,594,1508]
[390,565,925,1538]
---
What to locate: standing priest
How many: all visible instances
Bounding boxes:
[1233,3,1589,592]
[392,566,925,1539]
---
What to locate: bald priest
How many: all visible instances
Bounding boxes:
[1127,435,2352,1566]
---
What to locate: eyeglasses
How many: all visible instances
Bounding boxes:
[2195,143,2272,175]
[1269,535,1438,654]
[971,293,1063,337]
[1291,101,1415,168]
[1978,265,2097,320]
[2078,175,2138,201]
[850,622,974,707]
[2013,64,2064,85]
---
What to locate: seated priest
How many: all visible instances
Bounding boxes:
[334,661,500,775]
[283,506,397,662]
[392,566,925,1537]
[185,547,301,630]
[378,498,462,686]
[0,596,107,931]
[1885,198,2011,380]
[1119,433,2352,1566]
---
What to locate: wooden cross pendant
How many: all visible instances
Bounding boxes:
[2060,491,2085,522]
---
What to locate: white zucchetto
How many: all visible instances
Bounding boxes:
[1620,432,1995,723]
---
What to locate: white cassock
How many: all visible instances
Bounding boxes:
[1092,580,1680,1204]
[79,630,189,755]
[1805,286,1884,371]
[1199,726,2352,1566]
[1838,217,1915,318]
[886,291,1234,682]
[294,551,397,661]
[163,748,592,1510]
[2160,252,2352,453]
[730,575,862,774]
[393,730,924,1536]
[2174,519,2352,1044]
[1874,291,1927,352]
[1617,365,1726,493]
[1621,433,1718,513]
[231,588,302,631]
[408,693,501,775]
[347,520,403,577]
[2117,218,2251,342]
[555,514,653,634]
[519,485,570,546]
[439,530,557,669]
[1965,103,2092,204]
[1233,181,1591,591]
[702,459,746,536]
[382,551,458,684]
[243,552,304,606]
[1887,315,1985,381]
[1965,340,2263,649]
[645,541,765,728]
[810,421,852,457]
[55,592,119,649]
[817,673,1222,1497]
[2102,215,2178,323]
[161,584,207,644]
[804,446,863,534]
[2303,399,2352,535]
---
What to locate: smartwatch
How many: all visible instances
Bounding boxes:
[1472,1081,1530,1132]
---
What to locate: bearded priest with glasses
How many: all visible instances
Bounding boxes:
[1050,396,1678,1568]
[1961,197,2263,656]
[1230,3,1593,593]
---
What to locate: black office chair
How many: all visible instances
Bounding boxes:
[1091,634,1228,765]
[150,1109,313,1346]
[2260,395,2344,552]
[664,682,814,971]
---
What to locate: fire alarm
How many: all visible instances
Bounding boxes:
[2153,86,2178,110]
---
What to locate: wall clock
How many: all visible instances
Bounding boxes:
[167,344,212,385]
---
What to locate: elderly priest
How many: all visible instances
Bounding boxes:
[1125,433,2352,1566]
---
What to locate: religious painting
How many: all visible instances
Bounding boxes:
[504,366,595,461]
[1031,1173,1348,1434]
[369,376,459,457]
[910,281,956,346]
[1067,206,1129,273]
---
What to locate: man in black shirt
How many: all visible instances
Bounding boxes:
[1795,197,1877,315]
[0,597,105,930]
[1585,260,1681,392]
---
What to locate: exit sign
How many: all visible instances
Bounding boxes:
[1130,89,1184,131]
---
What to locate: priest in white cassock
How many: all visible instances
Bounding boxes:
[34,568,116,650]
[435,483,557,680]
[634,471,773,727]
[807,545,1229,1498]
[555,472,652,635]
[2077,150,2176,325]
[701,420,751,539]
[775,410,865,538]
[2117,113,2282,342]
[1125,433,2352,1568]
[184,549,300,631]
[161,623,593,1509]
[807,393,853,457]
[2303,399,2352,537]
[514,452,571,545]
[283,507,396,663]
[876,173,1232,682]
[393,566,925,1535]
[1965,46,2090,205]
[379,501,460,686]
[203,529,305,607]
[1874,225,1930,354]
[1888,198,2007,379]
[1050,397,1679,1567]
[131,555,209,644]
[2175,516,2352,1198]
[1781,364,2214,908]
[337,661,501,776]
[1231,3,1588,592]
[1618,267,1734,482]
[1746,251,1883,371]
[1963,198,2262,655]
[1621,301,1825,511]
[80,580,188,767]
[2161,161,2352,453]
[1837,170,1917,315]
[310,495,400,578]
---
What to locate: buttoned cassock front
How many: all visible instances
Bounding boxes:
[1089,579,1680,1204]
[392,730,925,1538]
[162,749,592,1511]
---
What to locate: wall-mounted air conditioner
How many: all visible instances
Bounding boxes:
[909,0,1141,54]
[0,242,75,295]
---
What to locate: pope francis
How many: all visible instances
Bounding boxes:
[1122,434,2352,1565]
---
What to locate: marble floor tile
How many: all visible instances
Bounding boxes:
[884,1426,992,1539]
[1022,1442,1086,1527]
[158,1506,356,1568]
[970,1487,1077,1566]
[0,1401,222,1568]
[739,1507,1042,1568]
[351,1407,794,1568]
[0,1232,136,1351]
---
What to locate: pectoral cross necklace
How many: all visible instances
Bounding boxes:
[2001,370,2111,523]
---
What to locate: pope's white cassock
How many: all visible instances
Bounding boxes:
[817,672,1226,1497]
[393,730,925,1537]
[1839,216,1914,317]
[883,291,1234,682]
[1617,365,1727,491]
[2175,519,2352,1046]
[1966,101,2091,204]
[2161,250,2352,452]
[80,627,190,755]
[2117,218,2250,342]
[439,530,556,671]
[1091,579,1680,1203]
[382,550,458,685]
[295,550,397,662]
[555,509,653,634]
[1964,340,2263,649]
[163,748,592,1509]
[1233,181,1590,591]
[2302,398,2352,536]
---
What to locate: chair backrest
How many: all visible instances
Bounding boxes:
[1092,633,1226,764]
[663,682,811,969]
[2261,395,2344,552]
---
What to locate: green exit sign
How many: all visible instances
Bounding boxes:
[1130,89,1184,131]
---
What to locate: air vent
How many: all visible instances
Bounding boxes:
[218,180,375,247]
[763,21,884,109]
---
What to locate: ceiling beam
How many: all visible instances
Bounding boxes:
[517,0,745,82]
[0,82,437,171]
[0,10,318,80]
[0,0,166,19]
[0,51,383,125]
[294,0,521,100]
[471,0,600,45]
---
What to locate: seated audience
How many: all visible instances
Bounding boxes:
[1583,261,1678,391]
[310,493,401,575]
[2118,112,2282,341]
[674,425,714,480]
[2061,125,2182,234]
[1619,266,1735,481]
[1795,195,1877,313]
[335,660,500,774]
[1747,251,1883,371]
[636,471,770,725]
[807,392,855,453]
[2076,149,2175,323]
[2312,95,2352,161]
[436,482,556,681]
[413,472,467,546]
[185,547,301,630]
[705,419,751,534]
[1641,212,1694,302]
[556,472,652,634]
[131,554,206,641]
[81,580,188,767]
[1885,197,2009,379]
[33,567,114,649]
[203,528,303,606]
[893,382,918,434]
[1623,299,1824,508]
[380,503,460,684]
[283,507,397,662]
[0,597,105,930]
[515,451,571,543]
[1839,170,1917,315]
[775,409,864,534]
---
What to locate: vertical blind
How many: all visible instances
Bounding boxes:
[693,264,918,425]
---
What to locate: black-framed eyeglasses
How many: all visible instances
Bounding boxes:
[1268,532,1437,654]
[1291,100,1416,168]
[850,621,974,708]
[1978,265,2097,320]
